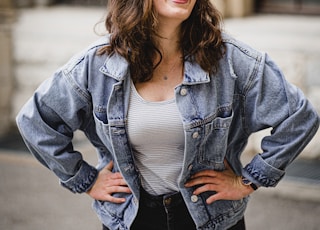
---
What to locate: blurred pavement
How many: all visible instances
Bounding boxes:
[1,133,319,230]
[1,6,320,230]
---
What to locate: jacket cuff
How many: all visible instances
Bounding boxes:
[60,161,98,193]
[242,154,285,187]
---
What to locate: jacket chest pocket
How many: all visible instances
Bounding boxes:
[93,105,113,149]
[197,110,233,169]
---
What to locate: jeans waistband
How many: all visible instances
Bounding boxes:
[140,188,184,208]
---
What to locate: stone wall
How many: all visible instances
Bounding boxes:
[0,0,15,137]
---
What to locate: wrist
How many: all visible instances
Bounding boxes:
[240,176,259,191]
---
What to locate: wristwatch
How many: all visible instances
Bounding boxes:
[241,176,259,190]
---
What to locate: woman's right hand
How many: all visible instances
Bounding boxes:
[86,161,132,203]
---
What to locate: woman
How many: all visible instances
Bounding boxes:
[16,0,319,230]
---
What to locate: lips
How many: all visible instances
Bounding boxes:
[172,0,188,4]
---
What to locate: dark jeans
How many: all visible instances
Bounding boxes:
[102,188,245,230]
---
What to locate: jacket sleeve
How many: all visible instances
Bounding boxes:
[242,53,319,187]
[16,63,99,193]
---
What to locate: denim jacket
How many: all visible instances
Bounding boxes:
[16,34,319,230]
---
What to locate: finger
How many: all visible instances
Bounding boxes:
[105,161,114,171]
[104,194,126,203]
[103,186,132,203]
[106,185,132,194]
[185,176,220,187]
[191,170,218,178]
[108,172,125,180]
[192,183,219,195]
[105,178,130,187]
[206,193,224,204]
[88,184,132,202]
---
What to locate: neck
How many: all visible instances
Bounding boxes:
[151,21,184,82]
[155,21,182,60]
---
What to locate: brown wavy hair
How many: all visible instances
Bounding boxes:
[98,0,225,83]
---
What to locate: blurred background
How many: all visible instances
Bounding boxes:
[0,0,319,229]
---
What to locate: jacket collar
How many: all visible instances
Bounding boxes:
[99,52,129,81]
[99,52,210,84]
[183,59,210,85]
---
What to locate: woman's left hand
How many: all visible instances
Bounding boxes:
[184,161,254,204]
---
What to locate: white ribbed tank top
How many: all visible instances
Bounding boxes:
[127,82,185,195]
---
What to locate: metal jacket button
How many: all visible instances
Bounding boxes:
[180,88,187,96]
[192,132,199,139]
[191,195,198,203]
[164,197,172,206]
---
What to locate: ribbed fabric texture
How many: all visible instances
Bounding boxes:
[127,82,185,195]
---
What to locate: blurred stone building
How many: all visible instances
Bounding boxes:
[0,0,15,138]
[11,0,320,15]
[216,0,320,17]
[1,0,319,158]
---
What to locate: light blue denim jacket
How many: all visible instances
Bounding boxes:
[16,34,319,230]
